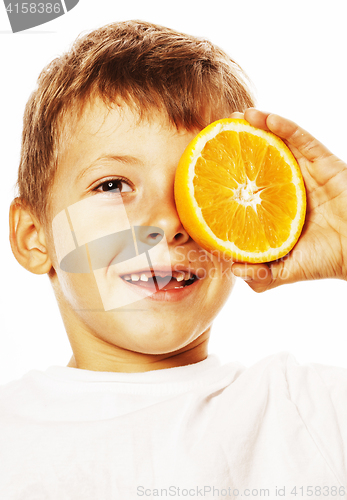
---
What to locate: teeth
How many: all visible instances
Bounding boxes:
[123,270,195,282]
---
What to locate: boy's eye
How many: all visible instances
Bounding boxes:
[95,179,132,194]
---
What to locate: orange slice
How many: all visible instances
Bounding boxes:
[174,118,306,263]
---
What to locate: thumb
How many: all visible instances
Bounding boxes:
[231,262,273,293]
[231,260,294,293]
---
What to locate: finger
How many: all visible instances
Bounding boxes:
[231,262,273,293]
[229,111,244,119]
[232,250,311,293]
[244,108,271,131]
[265,114,333,162]
[244,109,306,162]
[245,108,333,163]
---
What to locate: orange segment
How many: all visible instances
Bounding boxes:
[239,132,268,181]
[260,184,297,219]
[257,202,292,248]
[201,131,246,184]
[257,144,293,186]
[233,205,269,253]
[195,158,239,191]
[202,199,239,241]
[174,118,306,263]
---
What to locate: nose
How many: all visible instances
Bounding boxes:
[136,193,190,248]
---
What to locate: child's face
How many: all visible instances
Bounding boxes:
[45,99,235,368]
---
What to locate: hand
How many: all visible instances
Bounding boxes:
[230,109,347,292]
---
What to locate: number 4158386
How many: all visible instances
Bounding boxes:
[6,3,61,13]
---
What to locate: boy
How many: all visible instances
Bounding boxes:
[3,19,347,499]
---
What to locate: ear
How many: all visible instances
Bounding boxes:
[9,198,52,275]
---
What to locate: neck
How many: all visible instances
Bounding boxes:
[66,330,210,372]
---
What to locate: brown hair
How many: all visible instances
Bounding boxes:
[17,20,254,223]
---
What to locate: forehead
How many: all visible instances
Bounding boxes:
[49,99,198,213]
[59,98,194,164]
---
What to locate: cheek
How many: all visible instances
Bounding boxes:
[51,197,131,272]
[57,270,104,312]
[50,196,133,298]
[204,258,236,311]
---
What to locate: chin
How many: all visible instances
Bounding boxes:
[106,317,205,356]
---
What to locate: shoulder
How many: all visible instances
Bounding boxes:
[0,369,47,420]
[231,352,347,444]
[254,352,347,481]
[283,354,347,438]
[243,351,347,389]
[246,351,347,407]
[274,352,347,414]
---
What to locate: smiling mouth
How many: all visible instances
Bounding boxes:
[120,271,198,291]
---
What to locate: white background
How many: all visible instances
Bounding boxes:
[1,0,346,384]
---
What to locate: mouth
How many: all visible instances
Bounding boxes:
[120,270,198,291]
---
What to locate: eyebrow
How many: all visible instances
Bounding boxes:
[76,154,145,182]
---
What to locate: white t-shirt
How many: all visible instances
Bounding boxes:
[1,352,347,499]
